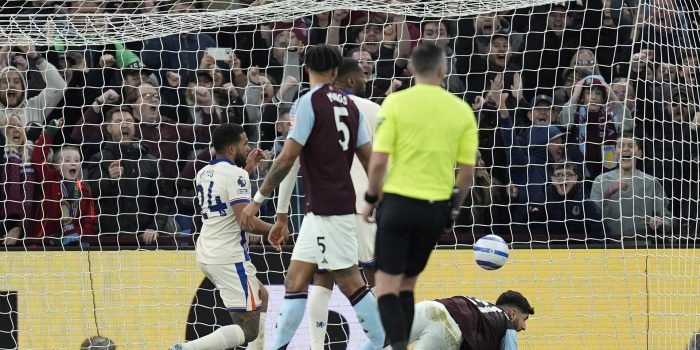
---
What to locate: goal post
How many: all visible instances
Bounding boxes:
[0,0,698,349]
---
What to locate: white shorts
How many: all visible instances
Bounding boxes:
[199,261,261,312]
[292,213,358,270]
[356,214,376,268]
[408,301,462,350]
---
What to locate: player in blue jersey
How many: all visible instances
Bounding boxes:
[240,45,385,350]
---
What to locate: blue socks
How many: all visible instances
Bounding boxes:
[271,292,308,350]
[349,286,386,350]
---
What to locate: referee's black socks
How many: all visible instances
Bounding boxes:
[399,291,415,338]
[377,294,408,350]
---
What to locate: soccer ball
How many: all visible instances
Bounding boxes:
[473,235,509,270]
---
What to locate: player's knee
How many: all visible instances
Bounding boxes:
[283,275,308,293]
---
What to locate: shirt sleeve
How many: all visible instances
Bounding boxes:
[357,110,371,147]
[499,329,519,350]
[456,104,479,165]
[287,95,316,146]
[373,95,397,153]
[229,169,251,204]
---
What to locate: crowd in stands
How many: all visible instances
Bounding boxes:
[0,0,699,248]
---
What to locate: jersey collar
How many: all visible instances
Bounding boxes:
[209,158,237,166]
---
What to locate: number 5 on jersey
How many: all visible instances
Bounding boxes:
[334,107,350,151]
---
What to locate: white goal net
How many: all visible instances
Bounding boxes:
[0,0,698,349]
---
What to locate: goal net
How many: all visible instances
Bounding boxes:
[0,0,698,349]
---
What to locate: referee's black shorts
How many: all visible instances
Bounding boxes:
[375,193,450,277]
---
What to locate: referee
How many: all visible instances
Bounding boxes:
[361,43,478,350]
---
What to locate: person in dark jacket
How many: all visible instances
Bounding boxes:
[86,106,160,245]
[545,162,604,240]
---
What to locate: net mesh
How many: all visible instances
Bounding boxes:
[0,0,698,349]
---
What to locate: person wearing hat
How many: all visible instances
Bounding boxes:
[503,123,579,233]
[559,75,633,182]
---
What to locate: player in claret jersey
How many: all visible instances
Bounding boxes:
[240,44,385,350]
[389,290,534,350]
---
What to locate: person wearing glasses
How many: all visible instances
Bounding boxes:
[545,162,604,239]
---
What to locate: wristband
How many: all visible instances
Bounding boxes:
[253,191,269,204]
[364,192,379,205]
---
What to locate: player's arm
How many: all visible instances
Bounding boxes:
[355,111,373,173]
[232,202,273,235]
[499,329,519,350]
[362,98,395,222]
[241,96,313,232]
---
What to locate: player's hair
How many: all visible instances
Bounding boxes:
[211,123,245,153]
[337,58,364,81]
[496,290,535,315]
[305,44,342,73]
[104,106,134,122]
[80,336,116,350]
[410,43,446,76]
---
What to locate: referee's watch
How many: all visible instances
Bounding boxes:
[364,192,379,205]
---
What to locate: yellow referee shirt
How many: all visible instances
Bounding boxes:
[373,84,478,201]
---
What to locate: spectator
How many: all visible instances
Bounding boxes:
[568,48,601,77]
[454,151,509,237]
[559,75,634,182]
[31,119,96,245]
[521,3,582,99]
[643,87,700,233]
[242,67,299,147]
[182,70,226,125]
[0,114,35,246]
[503,123,571,232]
[420,20,465,94]
[346,48,381,98]
[545,162,604,239]
[610,77,638,120]
[272,107,291,158]
[86,106,161,245]
[140,0,217,84]
[465,27,520,103]
[0,44,66,126]
[590,134,672,238]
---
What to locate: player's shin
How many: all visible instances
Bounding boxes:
[377,294,407,350]
[349,286,386,350]
[180,324,246,350]
[245,312,266,350]
[308,285,332,350]
[399,291,415,340]
[270,292,308,349]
